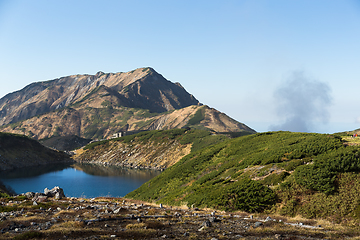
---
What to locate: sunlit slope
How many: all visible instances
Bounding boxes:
[74,129,236,170]
[126,131,360,220]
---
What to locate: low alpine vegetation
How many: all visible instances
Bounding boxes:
[127,131,360,223]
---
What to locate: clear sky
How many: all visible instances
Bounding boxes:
[0,0,359,133]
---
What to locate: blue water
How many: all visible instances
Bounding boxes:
[0,163,160,198]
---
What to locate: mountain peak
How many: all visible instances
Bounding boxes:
[95,71,105,77]
[0,67,199,126]
[0,67,255,140]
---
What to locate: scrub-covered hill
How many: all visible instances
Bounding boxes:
[126,131,360,223]
[73,129,247,170]
[0,132,72,171]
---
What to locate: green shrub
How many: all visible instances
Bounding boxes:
[219,178,276,212]
[83,140,110,150]
[294,148,360,194]
[295,164,336,194]
[280,159,306,171]
[261,171,290,186]
[186,107,205,126]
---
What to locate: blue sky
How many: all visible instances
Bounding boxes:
[0,0,359,133]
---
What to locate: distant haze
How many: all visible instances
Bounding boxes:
[270,71,332,133]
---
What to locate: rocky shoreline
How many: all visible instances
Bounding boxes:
[0,187,353,240]
[73,139,192,171]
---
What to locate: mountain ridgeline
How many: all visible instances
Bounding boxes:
[0,67,255,140]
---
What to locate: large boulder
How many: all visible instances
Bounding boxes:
[32,192,48,202]
[44,186,65,199]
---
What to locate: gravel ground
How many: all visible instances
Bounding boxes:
[0,195,353,239]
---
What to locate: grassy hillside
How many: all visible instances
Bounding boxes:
[83,129,230,152]
[126,131,360,223]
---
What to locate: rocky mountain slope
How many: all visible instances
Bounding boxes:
[0,68,198,126]
[0,132,72,171]
[0,68,255,140]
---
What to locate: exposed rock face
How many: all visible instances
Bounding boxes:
[0,68,198,126]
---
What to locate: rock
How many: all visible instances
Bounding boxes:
[32,193,47,202]
[44,186,65,199]
[44,188,50,196]
[25,192,35,199]
[201,220,211,228]
[253,222,263,228]
[38,195,48,202]
[113,208,121,214]
[209,217,220,223]
[54,192,62,200]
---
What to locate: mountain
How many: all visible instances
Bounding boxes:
[0,132,72,171]
[39,135,92,151]
[0,67,198,126]
[0,68,255,140]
